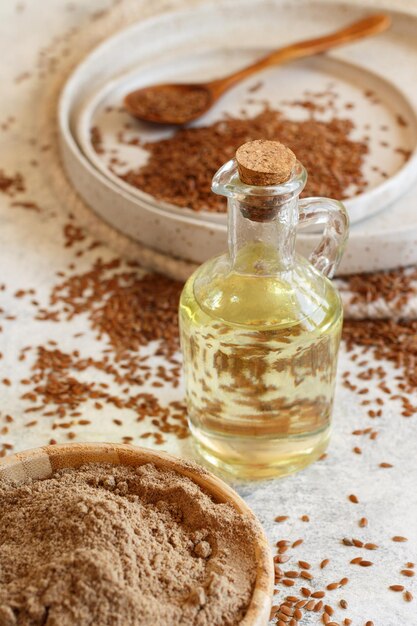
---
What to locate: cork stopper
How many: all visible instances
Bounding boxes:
[236,140,296,186]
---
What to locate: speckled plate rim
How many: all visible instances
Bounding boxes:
[0,442,274,626]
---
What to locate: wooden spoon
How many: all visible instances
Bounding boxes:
[124,13,391,125]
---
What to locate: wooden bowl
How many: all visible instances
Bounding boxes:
[0,442,274,626]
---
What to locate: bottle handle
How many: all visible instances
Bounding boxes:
[298,197,349,278]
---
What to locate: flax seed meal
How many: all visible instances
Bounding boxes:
[0,463,257,626]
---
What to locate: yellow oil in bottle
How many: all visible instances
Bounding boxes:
[179,140,348,478]
[179,246,342,479]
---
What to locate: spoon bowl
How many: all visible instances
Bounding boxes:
[124,83,213,125]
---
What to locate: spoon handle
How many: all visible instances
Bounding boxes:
[208,14,391,96]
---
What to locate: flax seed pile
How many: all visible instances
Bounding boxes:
[344,268,417,308]
[1,256,187,454]
[337,267,417,318]
[0,169,25,196]
[0,462,257,626]
[118,108,369,212]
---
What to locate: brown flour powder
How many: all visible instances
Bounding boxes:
[0,463,257,626]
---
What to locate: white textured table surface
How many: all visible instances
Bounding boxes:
[0,1,416,625]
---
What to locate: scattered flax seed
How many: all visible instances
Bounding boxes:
[365,621,374,626]
[326,582,340,590]
[359,518,368,528]
[301,515,310,522]
[247,80,263,93]
[286,596,298,603]
[282,579,295,587]
[397,114,408,127]
[343,319,417,392]
[352,539,363,548]
[353,446,362,454]
[284,571,299,579]
[0,169,25,196]
[298,560,311,569]
[277,613,291,624]
[324,605,334,616]
[406,563,415,568]
[389,585,405,592]
[379,462,393,468]
[392,536,408,542]
[311,591,325,599]
[340,599,348,609]
[404,591,413,602]
[364,543,378,550]
[10,200,42,212]
[292,539,303,548]
[320,559,330,569]
[279,605,292,616]
[296,600,307,608]
[14,261,189,444]
[348,494,359,503]
[343,538,353,546]
[273,561,281,572]
[339,577,349,586]
[275,516,289,522]
[90,126,103,154]
[351,557,363,564]
[401,570,414,577]
[359,561,373,567]
[276,555,291,564]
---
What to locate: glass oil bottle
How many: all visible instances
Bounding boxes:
[179,140,349,478]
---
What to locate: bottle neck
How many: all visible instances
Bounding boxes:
[228,195,298,274]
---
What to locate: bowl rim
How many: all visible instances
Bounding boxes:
[0,441,274,626]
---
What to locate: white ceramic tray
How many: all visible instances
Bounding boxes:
[59,0,417,274]
[76,55,417,227]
